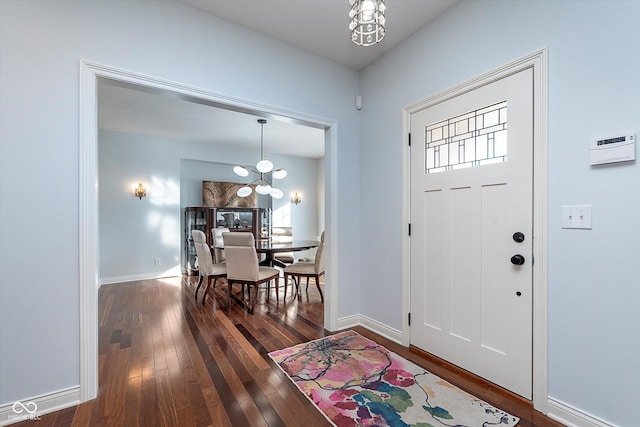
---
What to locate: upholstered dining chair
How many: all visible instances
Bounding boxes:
[222,232,280,314]
[212,227,229,264]
[192,229,227,305]
[283,231,324,303]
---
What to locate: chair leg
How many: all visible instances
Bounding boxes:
[202,277,217,306]
[315,275,324,303]
[249,284,259,314]
[226,281,232,310]
[294,276,300,298]
[306,276,310,291]
[283,273,288,299]
[266,281,271,302]
[275,277,280,303]
[195,274,204,301]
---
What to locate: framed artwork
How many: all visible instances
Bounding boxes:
[202,181,257,208]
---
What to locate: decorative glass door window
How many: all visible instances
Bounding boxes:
[425,101,507,173]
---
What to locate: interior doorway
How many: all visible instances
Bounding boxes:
[79,61,339,402]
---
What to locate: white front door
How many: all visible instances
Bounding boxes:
[410,68,533,398]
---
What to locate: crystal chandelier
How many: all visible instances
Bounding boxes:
[349,0,386,46]
[233,119,286,199]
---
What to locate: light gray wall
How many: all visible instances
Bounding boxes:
[359,0,640,425]
[0,0,359,407]
[99,130,182,283]
[99,129,321,284]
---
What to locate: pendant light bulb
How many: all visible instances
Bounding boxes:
[256,159,273,173]
[237,186,253,197]
[272,168,287,180]
[269,188,284,199]
[255,184,272,195]
[233,166,249,177]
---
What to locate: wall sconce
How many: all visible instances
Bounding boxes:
[291,192,302,205]
[133,182,147,200]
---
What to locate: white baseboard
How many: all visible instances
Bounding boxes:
[336,314,361,330]
[0,386,80,426]
[336,314,403,344]
[547,397,616,427]
[99,272,181,286]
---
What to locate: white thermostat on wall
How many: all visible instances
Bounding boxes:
[589,133,635,165]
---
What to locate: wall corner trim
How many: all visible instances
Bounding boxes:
[336,314,403,344]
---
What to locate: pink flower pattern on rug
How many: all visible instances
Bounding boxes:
[269,330,519,427]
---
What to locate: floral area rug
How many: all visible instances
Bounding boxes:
[268,330,519,427]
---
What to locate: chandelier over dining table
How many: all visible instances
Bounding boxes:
[233,119,286,199]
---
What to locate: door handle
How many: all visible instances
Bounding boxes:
[510,254,525,265]
[512,232,525,242]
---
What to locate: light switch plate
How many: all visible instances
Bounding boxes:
[562,205,592,229]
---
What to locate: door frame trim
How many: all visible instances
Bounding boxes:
[401,49,548,412]
[79,60,339,402]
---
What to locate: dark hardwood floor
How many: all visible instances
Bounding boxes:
[15,276,563,426]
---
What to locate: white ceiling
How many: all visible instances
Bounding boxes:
[178,0,458,70]
[98,0,458,159]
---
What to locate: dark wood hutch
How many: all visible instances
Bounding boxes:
[184,207,271,275]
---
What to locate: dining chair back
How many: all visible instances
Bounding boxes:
[314,231,325,273]
[222,232,280,314]
[223,232,259,280]
[284,231,325,302]
[212,227,229,264]
[192,229,226,305]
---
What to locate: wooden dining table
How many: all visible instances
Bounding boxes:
[213,239,320,268]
